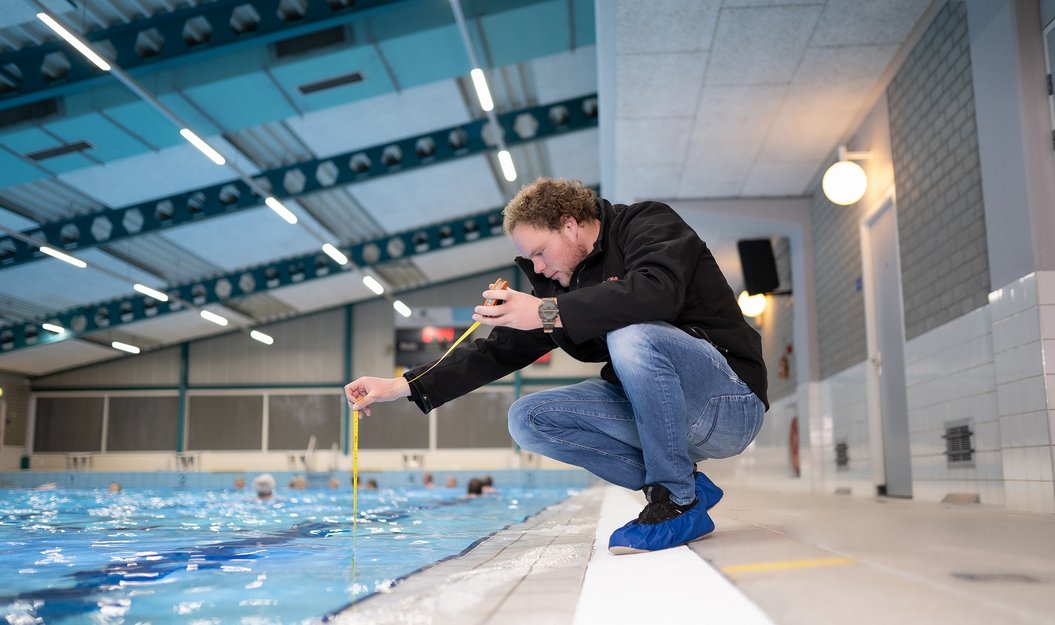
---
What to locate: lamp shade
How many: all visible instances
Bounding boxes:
[822,160,867,205]
[737,290,767,318]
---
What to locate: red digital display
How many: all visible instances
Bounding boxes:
[421,326,456,343]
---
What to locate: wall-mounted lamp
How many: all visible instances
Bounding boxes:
[737,290,767,318]
[821,145,872,205]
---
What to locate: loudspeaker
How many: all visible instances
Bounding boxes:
[737,239,780,295]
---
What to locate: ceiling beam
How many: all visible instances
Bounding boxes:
[0,93,598,269]
[3,204,505,353]
[2,181,598,355]
[0,0,555,110]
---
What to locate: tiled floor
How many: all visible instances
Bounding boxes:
[336,479,1055,625]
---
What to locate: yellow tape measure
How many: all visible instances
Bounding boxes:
[349,278,507,583]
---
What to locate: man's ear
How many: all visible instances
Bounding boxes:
[561,214,578,233]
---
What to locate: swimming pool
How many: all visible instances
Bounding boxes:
[0,485,577,623]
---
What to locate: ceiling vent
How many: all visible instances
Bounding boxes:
[26,140,93,162]
[298,72,364,95]
[0,98,59,129]
[275,26,346,58]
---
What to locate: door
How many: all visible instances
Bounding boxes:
[864,200,913,498]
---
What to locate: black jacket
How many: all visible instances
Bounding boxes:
[404,199,769,412]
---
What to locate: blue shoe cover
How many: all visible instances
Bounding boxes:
[608,501,715,555]
[695,470,724,509]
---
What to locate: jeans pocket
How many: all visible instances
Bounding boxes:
[688,394,765,459]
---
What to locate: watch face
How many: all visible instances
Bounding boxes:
[539,299,559,321]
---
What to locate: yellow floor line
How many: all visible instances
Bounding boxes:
[721,556,856,575]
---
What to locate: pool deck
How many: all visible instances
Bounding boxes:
[336,482,1055,625]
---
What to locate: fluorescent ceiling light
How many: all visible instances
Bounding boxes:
[40,246,87,268]
[322,243,348,265]
[264,196,298,224]
[133,283,169,301]
[393,300,412,318]
[470,68,494,112]
[36,13,111,72]
[362,275,384,295]
[179,128,226,165]
[497,150,517,182]
[42,323,64,334]
[200,309,229,326]
[112,341,140,354]
[250,330,274,345]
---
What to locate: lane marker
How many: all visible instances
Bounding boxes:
[573,486,775,625]
[721,556,856,575]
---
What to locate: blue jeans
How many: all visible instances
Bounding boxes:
[508,322,765,506]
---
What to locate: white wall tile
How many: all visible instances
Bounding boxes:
[994,342,1044,385]
[1042,305,1055,342]
[1036,271,1055,306]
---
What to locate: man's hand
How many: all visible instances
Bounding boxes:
[344,376,410,417]
[472,286,549,330]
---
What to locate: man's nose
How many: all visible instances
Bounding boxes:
[532,258,546,273]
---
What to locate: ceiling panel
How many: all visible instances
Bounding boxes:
[741,161,819,196]
[413,237,518,284]
[0,339,118,376]
[0,248,161,312]
[545,128,601,186]
[756,101,858,163]
[705,4,823,86]
[379,24,469,90]
[105,308,213,346]
[616,0,719,54]
[619,164,683,202]
[530,47,598,104]
[791,45,902,97]
[678,151,753,198]
[0,209,38,231]
[616,52,707,119]
[57,139,260,208]
[42,112,152,164]
[269,45,397,114]
[157,206,323,272]
[266,270,377,314]
[812,0,932,46]
[110,303,258,348]
[689,84,787,146]
[285,81,471,159]
[348,156,505,233]
[479,0,572,67]
[618,118,693,166]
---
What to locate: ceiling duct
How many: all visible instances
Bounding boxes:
[274,26,347,59]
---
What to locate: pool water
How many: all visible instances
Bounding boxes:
[0,486,575,623]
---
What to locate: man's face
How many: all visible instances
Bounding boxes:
[510,218,590,287]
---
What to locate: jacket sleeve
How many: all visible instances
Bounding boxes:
[559,201,702,344]
[403,326,554,413]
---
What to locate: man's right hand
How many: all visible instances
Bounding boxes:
[343,376,411,417]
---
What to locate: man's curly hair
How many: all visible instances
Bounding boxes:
[502,178,598,234]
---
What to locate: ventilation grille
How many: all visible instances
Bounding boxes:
[299,72,364,95]
[943,420,974,466]
[26,140,93,161]
[835,440,849,470]
[0,98,59,129]
[275,26,346,58]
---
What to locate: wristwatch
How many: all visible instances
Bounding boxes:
[538,297,559,333]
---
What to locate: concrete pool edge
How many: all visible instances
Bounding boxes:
[332,486,602,624]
